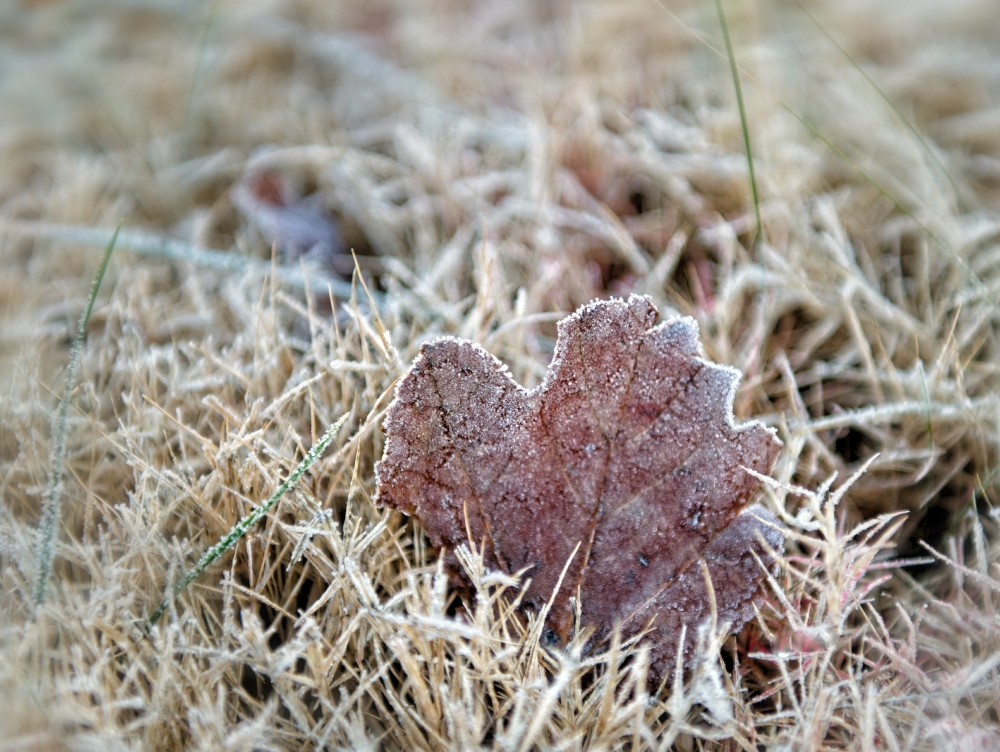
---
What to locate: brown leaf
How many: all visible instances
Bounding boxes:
[231,171,344,267]
[375,295,782,682]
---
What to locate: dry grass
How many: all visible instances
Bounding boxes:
[2,0,1000,749]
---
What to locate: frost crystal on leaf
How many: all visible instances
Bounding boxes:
[375,295,783,683]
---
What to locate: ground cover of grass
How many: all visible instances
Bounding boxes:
[2,1,1000,749]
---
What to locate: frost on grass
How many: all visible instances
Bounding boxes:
[375,295,783,683]
[2,1,1000,749]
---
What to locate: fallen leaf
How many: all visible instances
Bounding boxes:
[231,171,344,267]
[375,295,782,682]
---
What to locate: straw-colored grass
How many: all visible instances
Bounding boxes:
[2,1,999,749]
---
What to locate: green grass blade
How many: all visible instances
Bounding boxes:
[180,0,218,159]
[33,221,121,606]
[764,97,996,308]
[654,1,995,312]
[714,0,763,250]
[794,1,965,208]
[147,413,347,628]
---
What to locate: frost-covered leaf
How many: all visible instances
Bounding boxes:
[375,295,782,682]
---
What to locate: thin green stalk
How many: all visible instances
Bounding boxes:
[33,221,121,606]
[654,0,995,311]
[714,0,763,250]
[764,94,996,308]
[148,413,347,628]
[180,0,218,159]
[794,1,966,208]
